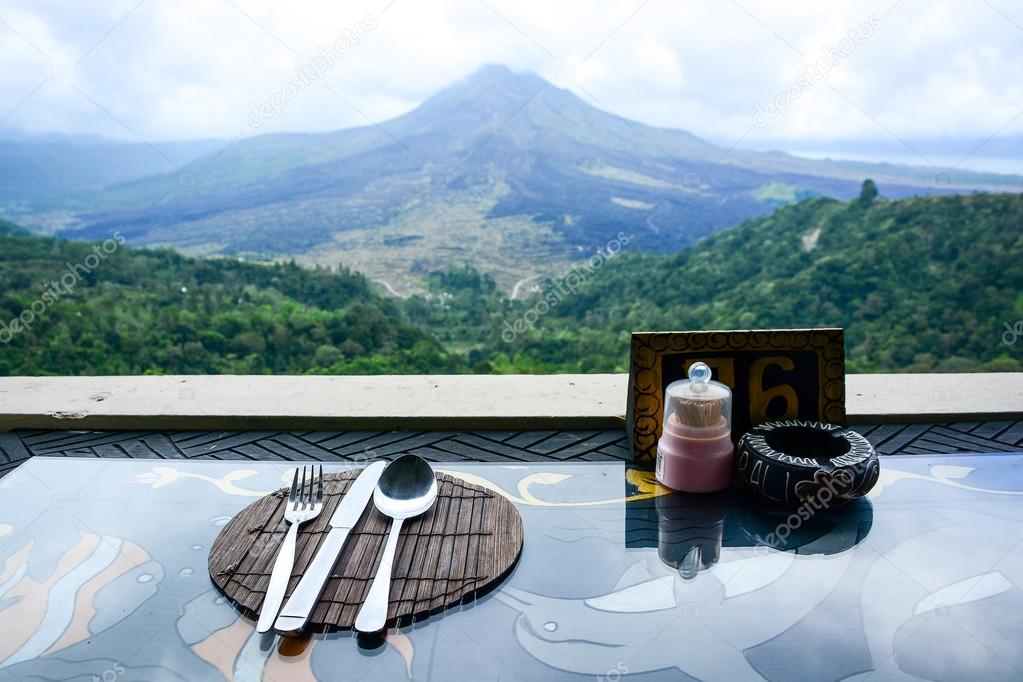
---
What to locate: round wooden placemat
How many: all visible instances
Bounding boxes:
[208,469,523,630]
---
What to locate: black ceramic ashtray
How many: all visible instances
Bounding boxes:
[736,420,879,507]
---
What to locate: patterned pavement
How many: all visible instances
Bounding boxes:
[1,421,1022,478]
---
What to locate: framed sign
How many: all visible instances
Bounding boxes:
[627,328,845,464]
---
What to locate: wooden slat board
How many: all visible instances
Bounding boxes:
[207,470,523,630]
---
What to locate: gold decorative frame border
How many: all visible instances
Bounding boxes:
[627,328,845,464]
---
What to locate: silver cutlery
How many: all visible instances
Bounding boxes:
[354,455,438,633]
[256,465,323,633]
[274,460,387,633]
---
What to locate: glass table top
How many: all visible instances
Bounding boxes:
[1,453,1022,681]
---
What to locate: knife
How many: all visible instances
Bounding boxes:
[274,460,386,632]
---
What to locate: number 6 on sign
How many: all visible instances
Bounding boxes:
[749,356,799,423]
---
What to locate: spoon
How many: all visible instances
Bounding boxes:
[354,455,438,632]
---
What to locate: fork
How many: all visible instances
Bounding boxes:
[256,465,324,633]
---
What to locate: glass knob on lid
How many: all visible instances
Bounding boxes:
[689,361,712,384]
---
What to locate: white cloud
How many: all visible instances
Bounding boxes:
[0,0,1020,149]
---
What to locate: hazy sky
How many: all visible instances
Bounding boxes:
[1,0,1021,157]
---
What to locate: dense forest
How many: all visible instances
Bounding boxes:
[0,219,462,375]
[403,186,1023,374]
[2,186,1021,375]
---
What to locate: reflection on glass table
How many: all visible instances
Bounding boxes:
[0,454,1021,681]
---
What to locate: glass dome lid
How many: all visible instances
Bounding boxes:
[663,362,732,430]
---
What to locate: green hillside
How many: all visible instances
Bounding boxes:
[419,187,1023,373]
[3,187,1021,376]
[0,220,462,375]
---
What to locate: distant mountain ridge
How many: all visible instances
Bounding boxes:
[5,65,1022,290]
[0,133,223,213]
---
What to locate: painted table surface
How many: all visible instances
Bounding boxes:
[1,454,1022,681]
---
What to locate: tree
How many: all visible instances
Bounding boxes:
[857,179,878,207]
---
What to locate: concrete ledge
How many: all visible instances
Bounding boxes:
[0,373,1020,432]
[0,374,626,431]
[844,372,1023,423]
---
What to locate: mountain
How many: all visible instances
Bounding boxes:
[7,65,1023,292]
[0,220,462,375]
[410,188,1023,374]
[0,132,223,216]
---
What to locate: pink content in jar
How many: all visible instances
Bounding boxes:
[656,361,734,493]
